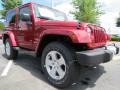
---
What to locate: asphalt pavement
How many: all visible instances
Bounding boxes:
[0,40,120,90]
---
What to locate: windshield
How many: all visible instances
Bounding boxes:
[34,4,67,21]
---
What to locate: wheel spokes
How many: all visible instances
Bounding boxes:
[5,42,10,56]
[49,66,57,78]
[45,51,66,80]
[50,51,57,60]
[56,66,65,79]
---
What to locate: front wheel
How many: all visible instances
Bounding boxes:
[4,39,18,60]
[41,42,79,88]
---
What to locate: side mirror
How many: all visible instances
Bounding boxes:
[20,13,31,21]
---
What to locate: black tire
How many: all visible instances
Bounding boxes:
[41,42,79,88]
[4,39,18,60]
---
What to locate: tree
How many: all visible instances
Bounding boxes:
[72,0,103,24]
[116,16,120,27]
[0,22,5,30]
[0,0,22,19]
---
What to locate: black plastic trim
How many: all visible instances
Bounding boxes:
[76,48,113,67]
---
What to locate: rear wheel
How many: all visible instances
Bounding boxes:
[4,39,18,60]
[41,42,79,88]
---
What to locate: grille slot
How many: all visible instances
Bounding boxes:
[93,30,105,43]
[90,26,106,43]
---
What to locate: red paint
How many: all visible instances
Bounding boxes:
[0,34,2,39]
[3,31,18,46]
[3,2,109,52]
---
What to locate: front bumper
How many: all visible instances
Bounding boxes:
[76,45,119,67]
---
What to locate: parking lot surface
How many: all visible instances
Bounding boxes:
[0,40,120,90]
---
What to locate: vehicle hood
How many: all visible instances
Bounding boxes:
[36,20,80,28]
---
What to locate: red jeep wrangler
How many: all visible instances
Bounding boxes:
[2,3,119,88]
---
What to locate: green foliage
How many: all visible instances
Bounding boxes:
[111,37,120,42]
[111,35,120,42]
[72,0,103,24]
[0,0,22,19]
[0,22,5,30]
[116,17,120,27]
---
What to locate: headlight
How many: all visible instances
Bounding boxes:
[86,28,91,33]
[86,28,91,37]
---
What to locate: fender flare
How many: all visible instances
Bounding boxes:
[3,31,18,47]
[35,30,80,55]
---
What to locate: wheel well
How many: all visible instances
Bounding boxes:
[36,35,88,57]
[3,34,9,44]
[36,35,72,57]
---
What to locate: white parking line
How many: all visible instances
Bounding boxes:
[1,60,13,77]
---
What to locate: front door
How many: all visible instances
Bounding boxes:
[17,6,33,50]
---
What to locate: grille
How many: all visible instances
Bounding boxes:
[92,30,105,43]
[89,25,106,43]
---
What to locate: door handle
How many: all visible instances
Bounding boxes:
[14,26,21,29]
[27,22,32,26]
[18,26,21,29]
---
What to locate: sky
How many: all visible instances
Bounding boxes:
[0,0,120,34]
[99,0,120,34]
[0,0,52,10]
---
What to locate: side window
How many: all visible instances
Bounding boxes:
[6,10,16,26]
[19,7,31,22]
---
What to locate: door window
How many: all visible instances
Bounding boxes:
[19,7,31,30]
[6,10,16,26]
[19,7,31,21]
